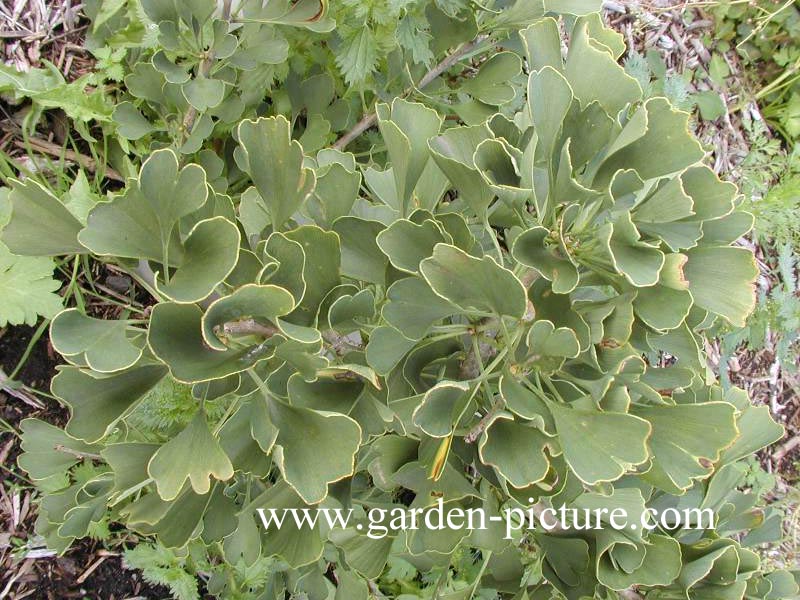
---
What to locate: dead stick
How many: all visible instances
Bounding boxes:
[13,139,123,182]
[774,435,800,462]
[54,445,102,461]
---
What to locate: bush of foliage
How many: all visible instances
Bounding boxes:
[0,1,796,598]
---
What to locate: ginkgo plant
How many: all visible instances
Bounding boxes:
[3,6,797,600]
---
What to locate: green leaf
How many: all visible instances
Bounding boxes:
[283,225,341,325]
[376,99,442,216]
[247,482,325,567]
[701,211,754,246]
[298,113,331,153]
[62,171,100,226]
[334,570,369,600]
[473,138,530,206]
[520,18,562,73]
[677,539,746,593]
[720,402,784,465]
[682,165,735,220]
[50,309,143,373]
[5,68,113,123]
[412,381,471,438]
[269,399,361,504]
[125,63,165,104]
[148,302,274,383]
[0,62,63,97]
[0,244,62,326]
[235,117,316,230]
[596,98,705,187]
[125,486,212,549]
[260,232,306,304]
[79,149,207,263]
[604,213,665,287]
[695,90,727,121]
[238,187,270,242]
[53,365,167,443]
[565,16,642,115]
[377,219,449,274]
[0,188,9,227]
[113,101,156,140]
[202,284,295,351]
[217,400,271,477]
[512,226,579,294]
[632,402,738,493]
[420,244,527,318]
[327,289,375,332]
[708,54,730,86]
[18,418,101,484]
[211,22,238,61]
[494,0,601,29]
[549,403,651,484]
[632,254,692,331]
[335,26,378,84]
[222,510,261,566]
[307,162,361,229]
[632,176,694,224]
[182,76,226,111]
[462,52,522,105]
[152,51,190,84]
[499,373,553,429]
[332,216,388,285]
[525,319,580,372]
[329,528,394,580]
[382,276,458,340]
[91,0,127,30]
[429,124,494,216]
[180,113,215,154]
[527,66,573,163]
[538,535,591,591]
[479,412,551,488]
[598,533,682,589]
[683,246,758,327]
[573,487,648,537]
[365,326,416,375]
[148,411,234,501]
[528,279,591,351]
[154,216,241,303]
[1,178,86,256]
[247,0,334,32]
[103,443,159,500]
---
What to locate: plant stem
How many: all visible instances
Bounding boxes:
[247,368,275,403]
[181,52,216,143]
[464,398,503,443]
[10,138,123,181]
[485,217,504,263]
[213,396,241,435]
[110,478,154,506]
[130,259,162,301]
[467,550,493,600]
[222,0,233,20]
